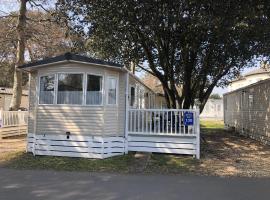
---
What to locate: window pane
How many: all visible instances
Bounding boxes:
[39,75,55,104]
[130,87,135,106]
[86,75,102,105]
[108,77,117,104]
[57,74,83,104]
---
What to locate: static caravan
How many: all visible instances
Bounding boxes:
[20,53,200,159]
[224,79,270,144]
[0,88,28,111]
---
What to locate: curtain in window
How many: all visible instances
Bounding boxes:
[57,74,83,104]
[108,77,117,104]
[39,75,55,104]
[86,74,102,105]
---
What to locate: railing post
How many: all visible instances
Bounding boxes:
[195,109,200,159]
[0,108,2,128]
[0,109,2,139]
[124,72,129,154]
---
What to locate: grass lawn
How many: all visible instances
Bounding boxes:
[0,121,218,174]
[0,151,136,173]
[1,120,270,177]
[200,120,224,129]
[0,151,199,174]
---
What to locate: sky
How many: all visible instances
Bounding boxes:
[0,0,55,15]
[212,64,261,95]
[0,0,263,96]
[0,0,18,14]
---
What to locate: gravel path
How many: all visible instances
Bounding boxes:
[199,129,270,177]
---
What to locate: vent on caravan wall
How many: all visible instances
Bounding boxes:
[66,132,71,139]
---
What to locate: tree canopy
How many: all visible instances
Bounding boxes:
[209,93,222,99]
[0,6,85,88]
[61,1,270,111]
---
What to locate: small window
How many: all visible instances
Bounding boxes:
[86,74,103,105]
[107,76,117,105]
[249,94,254,108]
[39,75,55,104]
[130,86,135,107]
[57,73,83,104]
[217,105,221,112]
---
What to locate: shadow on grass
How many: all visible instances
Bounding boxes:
[145,154,199,174]
[1,152,135,173]
[0,151,199,174]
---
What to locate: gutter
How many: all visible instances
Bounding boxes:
[18,60,124,72]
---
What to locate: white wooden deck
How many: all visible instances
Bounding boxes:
[127,109,200,159]
[0,125,27,138]
[0,111,28,139]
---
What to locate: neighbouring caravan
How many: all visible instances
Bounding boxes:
[20,53,200,159]
[200,99,223,120]
[224,78,270,144]
[0,88,28,110]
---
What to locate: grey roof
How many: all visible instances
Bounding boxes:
[244,68,270,76]
[18,52,123,69]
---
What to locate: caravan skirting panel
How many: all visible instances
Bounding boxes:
[128,135,197,156]
[27,133,125,159]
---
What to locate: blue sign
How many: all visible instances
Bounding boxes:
[184,112,194,126]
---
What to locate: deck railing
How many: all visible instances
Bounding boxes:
[128,109,199,136]
[0,111,28,128]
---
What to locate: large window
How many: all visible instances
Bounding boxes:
[57,73,83,104]
[86,74,103,105]
[39,75,55,104]
[39,73,118,106]
[107,76,117,105]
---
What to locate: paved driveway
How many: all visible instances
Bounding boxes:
[0,168,269,200]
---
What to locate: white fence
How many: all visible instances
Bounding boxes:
[0,111,28,128]
[128,109,198,136]
[0,111,28,138]
[128,109,200,158]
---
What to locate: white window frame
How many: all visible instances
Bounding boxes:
[248,93,254,108]
[106,75,118,106]
[38,73,56,105]
[85,73,104,106]
[56,72,85,106]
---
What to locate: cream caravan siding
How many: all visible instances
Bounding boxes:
[36,105,104,135]
[31,63,126,137]
[224,79,270,144]
[28,72,37,134]
[103,71,126,136]
[129,74,156,109]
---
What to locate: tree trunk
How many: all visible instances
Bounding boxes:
[9,0,27,111]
